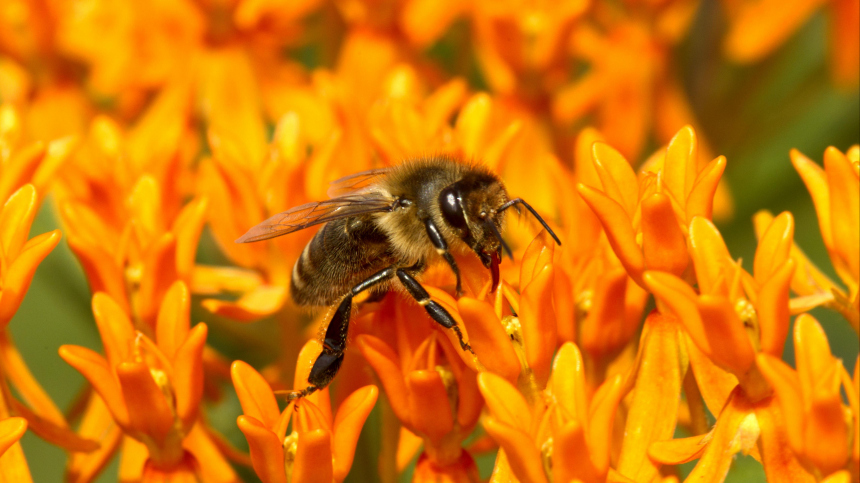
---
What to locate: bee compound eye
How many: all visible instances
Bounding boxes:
[439,185,468,230]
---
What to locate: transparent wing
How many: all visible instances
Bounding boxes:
[236,193,395,243]
[326,167,391,198]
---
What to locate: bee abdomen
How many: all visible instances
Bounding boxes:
[290,216,400,307]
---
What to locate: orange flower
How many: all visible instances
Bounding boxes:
[478,342,627,483]
[788,146,859,331]
[58,110,206,329]
[644,212,819,481]
[578,126,725,287]
[0,184,97,458]
[59,282,237,482]
[0,417,31,482]
[723,0,859,86]
[232,340,377,483]
[757,314,856,478]
[358,305,482,481]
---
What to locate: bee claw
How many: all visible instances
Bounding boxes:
[286,385,319,402]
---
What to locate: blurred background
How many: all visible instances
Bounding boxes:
[3,0,859,481]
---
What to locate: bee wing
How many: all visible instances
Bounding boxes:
[236,193,396,243]
[327,167,391,197]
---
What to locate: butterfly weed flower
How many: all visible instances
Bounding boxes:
[787,146,859,332]
[757,314,858,480]
[357,294,483,483]
[59,282,237,482]
[233,340,378,483]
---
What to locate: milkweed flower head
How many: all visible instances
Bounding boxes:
[59,281,237,482]
[232,340,377,483]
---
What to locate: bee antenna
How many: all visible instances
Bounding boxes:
[485,220,513,261]
[498,198,562,246]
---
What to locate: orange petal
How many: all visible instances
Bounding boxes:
[172,197,208,279]
[92,291,136,367]
[580,269,630,359]
[825,146,860,284]
[684,333,739,417]
[0,333,68,428]
[578,184,644,284]
[0,184,37,262]
[457,298,520,383]
[754,397,816,482]
[662,126,698,206]
[0,428,32,482]
[406,370,454,445]
[587,374,626,474]
[649,435,710,465]
[477,372,532,433]
[331,386,378,481]
[757,260,795,357]
[117,362,175,445]
[550,343,588,425]
[641,192,688,277]
[59,345,129,426]
[7,399,99,453]
[553,420,601,483]
[66,394,124,483]
[821,471,852,483]
[617,314,682,482]
[520,231,555,290]
[753,211,794,284]
[201,285,287,322]
[695,295,756,377]
[724,0,823,62]
[155,281,191,359]
[756,354,803,452]
[520,264,556,387]
[237,416,288,483]
[66,235,130,314]
[684,389,756,482]
[591,143,639,218]
[791,149,832,251]
[0,229,61,324]
[483,417,548,483]
[687,216,732,295]
[685,155,726,223]
[293,340,331,419]
[643,271,706,348]
[183,424,239,483]
[0,417,27,456]
[231,361,280,429]
[138,233,178,326]
[173,323,207,429]
[357,335,409,424]
[292,429,334,483]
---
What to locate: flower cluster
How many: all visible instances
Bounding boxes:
[0,0,857,482]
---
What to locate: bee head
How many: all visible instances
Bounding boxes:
[438,171,511,270]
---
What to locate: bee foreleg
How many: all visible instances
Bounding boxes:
[423,218,463,297]
[395,268,474,354]
[295,267,397,400]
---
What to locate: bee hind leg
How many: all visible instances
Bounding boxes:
[396,268,474,354]
[290,267,397,400]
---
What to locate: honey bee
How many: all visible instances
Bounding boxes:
[237,156,561,399]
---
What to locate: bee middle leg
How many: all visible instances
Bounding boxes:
[289,267,396,401]
[396,268,473,354]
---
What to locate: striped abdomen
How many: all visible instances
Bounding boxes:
[290,215,399,307]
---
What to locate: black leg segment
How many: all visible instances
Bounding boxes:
[289,266,396,401]
[424,218,463,297]
[396,268,473,353]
